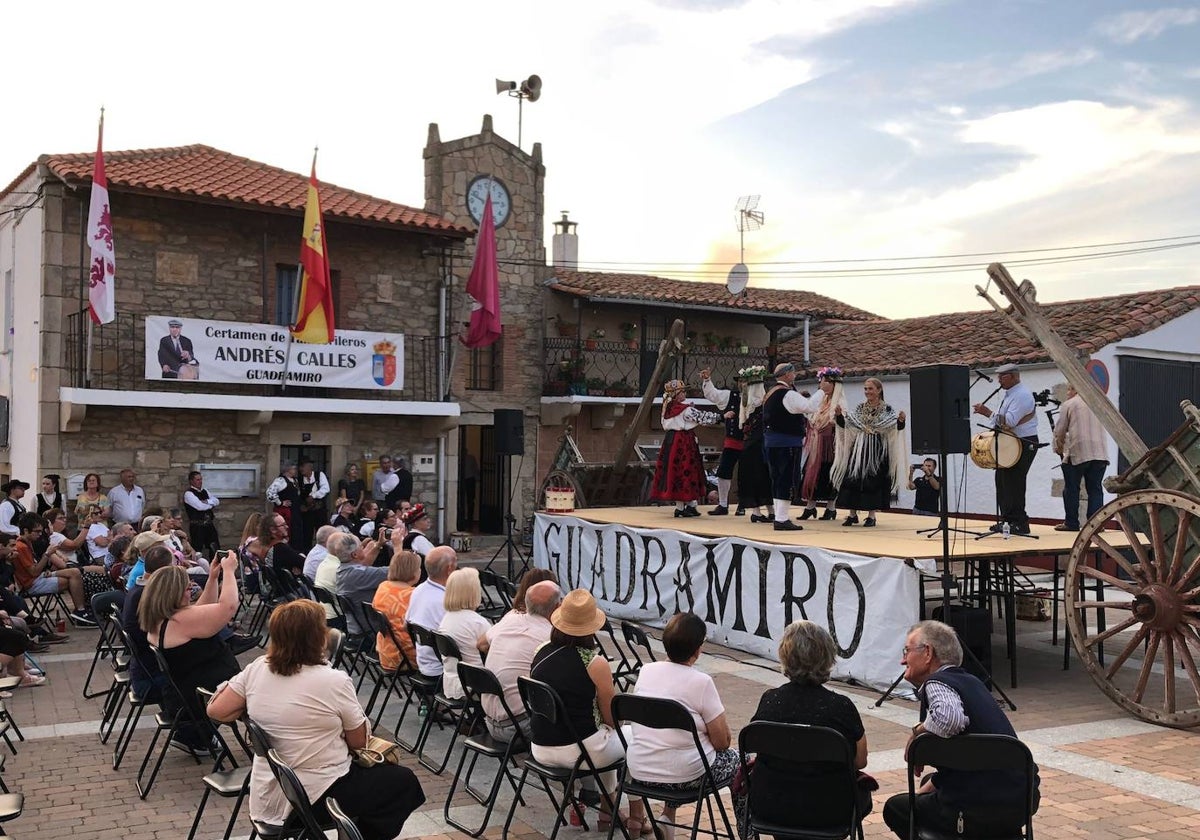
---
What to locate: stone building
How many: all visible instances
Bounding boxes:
[0,115,544,545]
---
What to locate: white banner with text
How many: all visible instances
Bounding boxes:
[144,316,404,390]
[534,513,935,692]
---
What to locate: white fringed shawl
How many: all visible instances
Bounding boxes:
[830,401,909,493]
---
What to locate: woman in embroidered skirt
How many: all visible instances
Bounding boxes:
[798,366,849,521]
[650,380,721,517]
[832,378,907,527]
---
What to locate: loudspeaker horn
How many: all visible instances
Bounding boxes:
[495,78,517,95]
[521,74,542,101]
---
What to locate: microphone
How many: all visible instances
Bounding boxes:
[973,369,993,382]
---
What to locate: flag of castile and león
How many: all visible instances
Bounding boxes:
[291,157,335,344]
[86,113,116,325]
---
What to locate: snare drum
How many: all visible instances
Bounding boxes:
[970,430,1021,470]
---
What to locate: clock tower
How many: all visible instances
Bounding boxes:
[424,114,546,533]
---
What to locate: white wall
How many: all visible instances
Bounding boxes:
[0,171,44,478]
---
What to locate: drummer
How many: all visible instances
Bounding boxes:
[972,362,1039,535]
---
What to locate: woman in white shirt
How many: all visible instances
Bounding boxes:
[624,612,735,840]
[208,600,425,840]
[436,567,491,699]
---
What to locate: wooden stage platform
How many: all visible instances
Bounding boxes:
[557,505,1085,562]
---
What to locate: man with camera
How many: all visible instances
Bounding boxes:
[907,458,941,517]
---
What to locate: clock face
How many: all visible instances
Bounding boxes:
[466,175,512,228]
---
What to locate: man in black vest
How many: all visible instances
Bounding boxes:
[762,363,821,531]
[700,368,743,516]
[182,470,220,558]
[883,620,1039,838]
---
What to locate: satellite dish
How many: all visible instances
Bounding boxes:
[727,263,749,296]
[521,74,542,102]
[495,78,517,95]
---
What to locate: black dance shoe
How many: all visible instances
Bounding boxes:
[820,509,838,521]
[708,505,729,516]
[750,514,771,523]
[774,520,803,531]
[862,517,877,528]
[842,515,859,527]
[685,506,701,517]
[674,509,688,518]
[988,522,1007,533]
[799,508,817,520]
[734,507,746,516]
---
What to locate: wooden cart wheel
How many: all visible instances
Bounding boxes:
[1065,489,1200,728]
[540,470,587,510]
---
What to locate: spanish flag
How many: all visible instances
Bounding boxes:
[291,157,335,344]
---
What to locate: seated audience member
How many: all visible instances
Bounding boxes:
[122,545,212,751]
[371,508,403,568]
[883,620,1040,839]
[245,513,305,597]
[303,525,338,582]
[331,532,389,635]
[482,580,561,742]
[353,500,380,540]
[236,512,263,595]
[124,530,173,590]
[208,600,425,840]
[400,504,434,558]
[330,499,356,532]
[529,589,624,827]
[510,567,558,613]
[313,535,343,626]
[153,513,209,581]
[140,555,242,736]
[0,623,43,688]
[60,508,122,599]
[436,567,491,699]
[741,620,871,832]
[625,612,736,838]
[371,549,422,670]
[405,545,457,679]
[12,512,95,625]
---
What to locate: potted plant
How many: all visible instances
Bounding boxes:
[585,327,605,351]
[684,330,698,353]
[702,331,720,352]
[737,339,750,354]
[619,321,638,341]
[586,376,608,397]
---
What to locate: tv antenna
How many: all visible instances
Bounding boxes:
[495,75,542,149]
[728,195,764,297]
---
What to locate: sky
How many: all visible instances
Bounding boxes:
[4,0,1200,318]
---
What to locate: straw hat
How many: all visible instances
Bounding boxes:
[550,589,607,636]
[132,530,170,554]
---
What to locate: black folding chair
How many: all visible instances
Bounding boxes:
[268,748,337,840]
[336,593,372,684]
[907,733,1037,840]
[326,796,365,840]
[313,585,347,632]
[504,676,631,840]
[393,622,451,754]
[597,619,636,689]
[414,629,469,773]
[739,721,865,840]
[358,602,415,727]
[476,569,510,622]
[137,644,213,798]
[444,662,530,837]
[243,717,333,840]
[186,687,251,840]
[619,622,657,684]
[82,590,126,699]
[326,627,347,670]
[611,693,735,840]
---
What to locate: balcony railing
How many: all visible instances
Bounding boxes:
[542,337,771,398]
[65,311,450,402]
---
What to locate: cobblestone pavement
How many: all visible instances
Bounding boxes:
[7,588,1200,840]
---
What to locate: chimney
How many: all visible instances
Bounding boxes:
[552,211,578,269]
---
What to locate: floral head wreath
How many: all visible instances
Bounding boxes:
[736,365,768,384]
[663,379,687,397]
[817,366,844,382]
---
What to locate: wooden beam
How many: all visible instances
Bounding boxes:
[986,263,1148,464]
[611,318,686,472]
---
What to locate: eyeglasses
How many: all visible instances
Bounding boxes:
[902,644,930,656]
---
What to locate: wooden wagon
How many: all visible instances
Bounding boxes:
[983,265,1200,727]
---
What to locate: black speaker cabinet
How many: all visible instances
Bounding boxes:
[933,605,993,687]
[494,409,525,456]
[909,364,971,455]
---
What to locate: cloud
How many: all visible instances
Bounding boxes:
[1095,7,1200,44]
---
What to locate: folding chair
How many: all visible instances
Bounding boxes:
[21,590,72,627]
[336,594,372,684]
[313,585,347,632]
[267,747,338,840]
[416,630,471,774]
[242,718,330,840]
[326,796,365,840]
[596,619,636,689]
[393,622,450,754]
[0,755,21,837]
[358,603,414,728]
[611,693,735,840]
[82,590,126,699]
[739,721,865,840]
[504,676,631,840]
[907,733,1036,840]
[137,644,212,798]
[186,688,251,840]
[476,569,510,622]
[326,627,347,670]
[619,621,658,682]
[443,662,530,837]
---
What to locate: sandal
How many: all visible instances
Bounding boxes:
[624,817,655,837]
[19,674,46,688]
[596,810,629,831]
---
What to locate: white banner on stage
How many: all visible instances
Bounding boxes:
[144,315,404,390]
[534,513,936,692]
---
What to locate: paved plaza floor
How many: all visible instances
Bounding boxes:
[7,588,1200,840]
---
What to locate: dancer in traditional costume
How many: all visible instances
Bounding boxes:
[700,368,744,516]
[735,365,773,522]
[651,380,722,517]
[798,366,849,521]
[763,363,822,531]
[832,377,907,527]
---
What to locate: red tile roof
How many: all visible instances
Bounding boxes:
[548,269,879,321]
[2,145,471,237]
[784,285,1200,376]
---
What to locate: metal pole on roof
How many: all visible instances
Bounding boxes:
[803,316,811,368]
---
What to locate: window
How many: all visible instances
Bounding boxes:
[467,339,501,391]
[275,265,340,327]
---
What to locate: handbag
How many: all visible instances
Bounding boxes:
[351,735,402,768]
